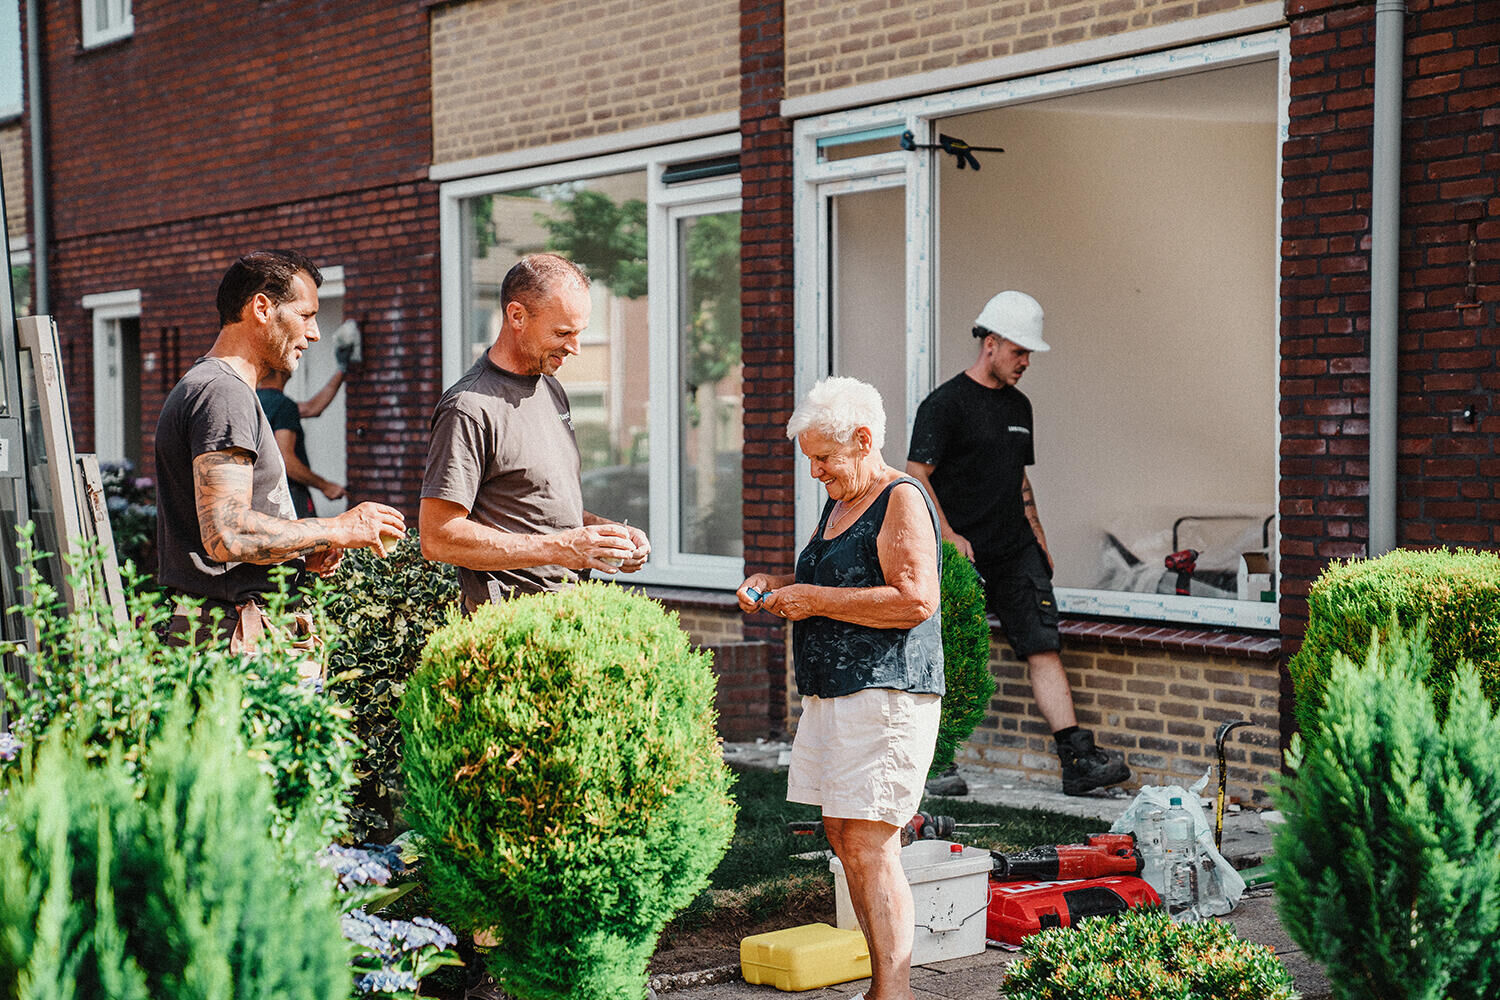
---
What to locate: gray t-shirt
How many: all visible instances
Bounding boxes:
[421,354,584,605]
[154,357,300,603]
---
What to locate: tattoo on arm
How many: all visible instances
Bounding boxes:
[1022,473,1047,540]
[194,451,337,564]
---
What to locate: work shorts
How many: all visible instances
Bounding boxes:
[978,541,1061,659]
[787,687,942,827]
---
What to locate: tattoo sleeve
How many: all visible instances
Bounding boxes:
[1021,473,1048,545]
[194,450,338,564]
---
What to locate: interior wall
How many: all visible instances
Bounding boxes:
[833,184,909,463]
[936,97,1278,591]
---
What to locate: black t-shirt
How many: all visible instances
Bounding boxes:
[155,357,302,603]
[257,387,316,519]
[907,372,1037,565]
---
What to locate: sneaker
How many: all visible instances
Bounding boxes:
[924,764,968,797]
[1056,728,1130,796]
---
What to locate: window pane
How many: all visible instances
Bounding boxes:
[677,211,742,558]
[461,173,651,536]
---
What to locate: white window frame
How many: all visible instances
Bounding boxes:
[82,287,140,464]
[81,0,133,48]
[439,132,744,589]
[793,31,1289,631]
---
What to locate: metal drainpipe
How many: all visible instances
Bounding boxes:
[24,0,48,315]
[1367,0,1406,557]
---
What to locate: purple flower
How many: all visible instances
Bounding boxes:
[0,732,21,762]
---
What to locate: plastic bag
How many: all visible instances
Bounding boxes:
[1107,770,1245,917]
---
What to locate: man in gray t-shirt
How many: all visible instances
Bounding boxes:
[420,254,649,607]
[155,250,406,638]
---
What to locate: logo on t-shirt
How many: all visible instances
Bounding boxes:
[1007,425,1031,435]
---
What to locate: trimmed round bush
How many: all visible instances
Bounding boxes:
[1288,547,1500,735]
[932,540,994,775]
[1002,905,1296,1000]
[397,582,737,1000]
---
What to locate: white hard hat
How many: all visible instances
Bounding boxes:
[974,290,1049,352]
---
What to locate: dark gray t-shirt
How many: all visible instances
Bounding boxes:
[421,354,583,605]
[154,357,300,603]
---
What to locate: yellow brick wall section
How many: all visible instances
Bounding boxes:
[1,124,25,243]
[963,637,1283,804]
[432,0,740,166]
[675,606,745,649]
[784,0,1282,99]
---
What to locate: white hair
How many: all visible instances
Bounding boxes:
[786,376,886,448]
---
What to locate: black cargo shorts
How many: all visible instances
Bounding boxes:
[977,541,1061,659]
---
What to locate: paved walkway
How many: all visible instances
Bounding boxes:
[654,743,1331,1000]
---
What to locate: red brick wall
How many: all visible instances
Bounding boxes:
[740,0,797,650]
[39,1,431,240]
[48,187,440,517]
[1279,0,1499,736]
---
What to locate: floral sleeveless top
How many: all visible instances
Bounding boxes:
[791,476,945,699]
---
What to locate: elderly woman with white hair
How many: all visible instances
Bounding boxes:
[738,376,943,1000]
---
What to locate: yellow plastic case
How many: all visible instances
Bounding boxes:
[740,922,871,991]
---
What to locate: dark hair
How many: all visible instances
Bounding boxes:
[499,253,589,313]
[972,325,994,339]
[216,250,323,326]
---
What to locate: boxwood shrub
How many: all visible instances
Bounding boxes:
[1002,905,1296,1000]
[1288,547,1500,735]
[932,540,994,775]
[397,582,737,1000]
[325,531,460,842]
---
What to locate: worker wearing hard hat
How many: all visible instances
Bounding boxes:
[906,290,1131,796]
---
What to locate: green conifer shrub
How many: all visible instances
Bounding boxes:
[1,531,357,843]
[931,540,994,775]
[397,582,737,1000]
[1287,547,1500,736]
[324,532,460,841]
[1273,625,1500,1000]
[0,679,352,1000]
[1002,905,1296,1000]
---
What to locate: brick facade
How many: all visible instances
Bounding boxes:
[1278,0,1500,742]
[783,0,1282,100]
[31,0,437,514]
[430,0,739,165]
[741,0,797,650]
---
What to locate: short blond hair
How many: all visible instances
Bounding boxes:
[786,376,886,448]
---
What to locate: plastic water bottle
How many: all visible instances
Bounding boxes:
[1137,808,1167,898]
[1162,796,1200,919]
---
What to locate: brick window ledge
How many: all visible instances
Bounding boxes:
[1059,617,1281,660]
[633,584,742,612]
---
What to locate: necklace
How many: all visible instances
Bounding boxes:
[829,474,884,533]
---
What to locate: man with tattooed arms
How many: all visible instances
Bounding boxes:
[155,250,405,646]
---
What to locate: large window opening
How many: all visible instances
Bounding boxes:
[444,136,743,587]
[935,60,1280,626]
[796,35,1285,629]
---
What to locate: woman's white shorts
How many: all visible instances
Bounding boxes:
[786,687,942,827]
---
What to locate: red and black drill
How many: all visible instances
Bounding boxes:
[989,832,1143,882]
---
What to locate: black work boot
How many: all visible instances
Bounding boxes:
[924,764,968,797]
[1056,727,1130,796]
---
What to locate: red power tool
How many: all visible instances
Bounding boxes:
[989,833,1142,882]
[987,876,1161,946]
[1165,549,1199,596]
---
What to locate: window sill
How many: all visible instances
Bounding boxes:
[630,583,743,612]
[1057,617,1281,660]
